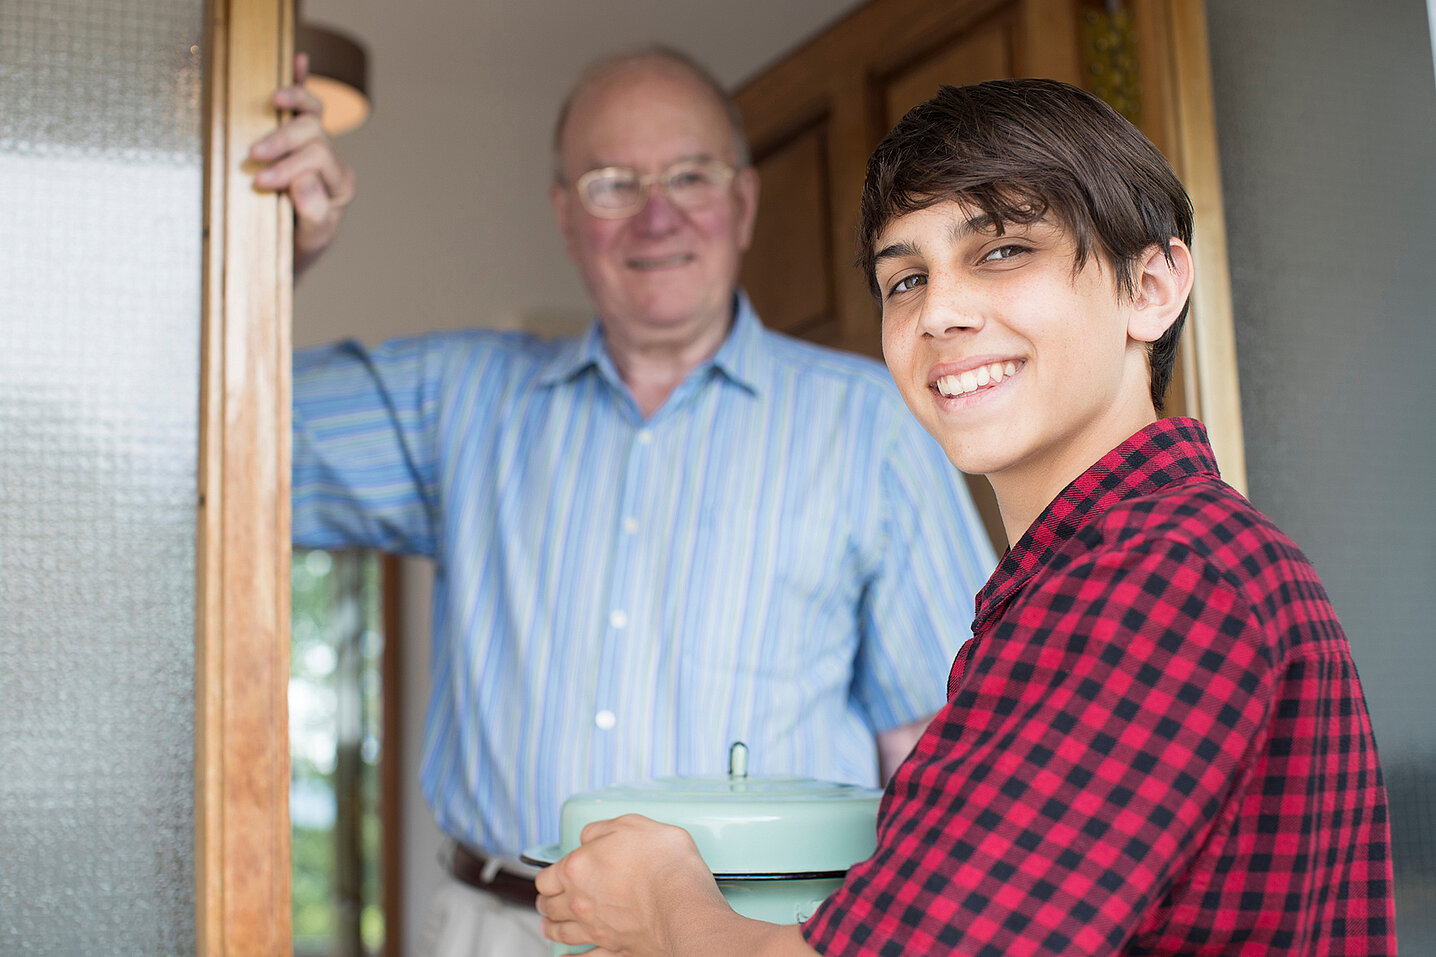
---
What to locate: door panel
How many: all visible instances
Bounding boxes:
[745,121,838,344]
[884,16,1013,120]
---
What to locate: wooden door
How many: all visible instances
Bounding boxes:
[735,0,1245,550]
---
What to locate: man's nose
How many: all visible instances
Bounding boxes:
[630,184,683,233]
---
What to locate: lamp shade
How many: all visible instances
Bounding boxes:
[296,23,370,135]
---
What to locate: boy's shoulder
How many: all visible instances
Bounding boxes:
[1093,473,1274,552]
[1084,474,1310,586]
[1079,474,1344,657]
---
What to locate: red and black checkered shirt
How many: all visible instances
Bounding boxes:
[804,417,1394,955]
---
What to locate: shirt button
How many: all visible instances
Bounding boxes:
[609,610,628,629]
[636,429,653,445]
[595,710,617,731]
[622,517,638,534]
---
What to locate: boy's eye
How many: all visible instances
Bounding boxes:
[888,273,927,296]
[982,244,1028,262]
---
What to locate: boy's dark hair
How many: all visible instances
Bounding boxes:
[859,78,1194,412]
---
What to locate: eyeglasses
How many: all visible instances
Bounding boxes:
[572,158,737,219]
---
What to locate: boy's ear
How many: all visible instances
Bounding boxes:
[1126,238,1195,343]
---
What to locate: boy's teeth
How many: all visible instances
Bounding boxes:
[936,362,1016,397]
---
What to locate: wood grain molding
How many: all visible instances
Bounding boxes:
[1134,0,1248,494]
[198,0,295,953]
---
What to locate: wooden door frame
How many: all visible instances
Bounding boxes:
[1134,0,1247,493]
[197,0,295,953]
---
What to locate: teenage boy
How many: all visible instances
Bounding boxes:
[534,78,1396,957]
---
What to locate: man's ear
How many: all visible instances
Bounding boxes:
[1127,238,1195,343]
[549,180,578,262]
[733,165,761,252]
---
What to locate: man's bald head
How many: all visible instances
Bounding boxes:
[552,46,751,180]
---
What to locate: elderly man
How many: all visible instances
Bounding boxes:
[252,47,994,957]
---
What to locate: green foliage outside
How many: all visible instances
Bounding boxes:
[291,548,386,957]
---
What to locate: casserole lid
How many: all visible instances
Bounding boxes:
[531,743,881,878]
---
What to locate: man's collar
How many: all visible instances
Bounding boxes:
[705,291,765,396]
[534,320,608,387]
[534,291,767,398]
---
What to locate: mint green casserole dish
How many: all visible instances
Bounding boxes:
[523,743,881,954]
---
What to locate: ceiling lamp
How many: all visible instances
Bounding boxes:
[296,22,371,136]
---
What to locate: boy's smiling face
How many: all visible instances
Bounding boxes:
[876,200,1184,537]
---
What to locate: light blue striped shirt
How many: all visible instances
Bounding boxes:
[292,295,995,858]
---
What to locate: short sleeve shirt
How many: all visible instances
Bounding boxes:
[804,417,1395,956]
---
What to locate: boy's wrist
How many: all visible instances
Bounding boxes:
[681,912,817,957]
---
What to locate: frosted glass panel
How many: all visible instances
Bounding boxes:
[0,0,203,952]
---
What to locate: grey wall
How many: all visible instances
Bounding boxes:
[1206,0,1436,947]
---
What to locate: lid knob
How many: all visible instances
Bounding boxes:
[728,741,748,778]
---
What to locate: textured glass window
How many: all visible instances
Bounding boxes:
[0,0,204,952]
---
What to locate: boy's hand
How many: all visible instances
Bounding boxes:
[536,814,730,956]
[248,53,356,274]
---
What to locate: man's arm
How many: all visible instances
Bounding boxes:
[876,715,929,783]
[248,53,356,274]
[536,815,820,957]
[856,391,995,779]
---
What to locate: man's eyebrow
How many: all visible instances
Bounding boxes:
[584,152,717,173]
[874,211,1003,266]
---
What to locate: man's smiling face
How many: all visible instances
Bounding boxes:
[551,61,758,352]
[876,201,1158,507]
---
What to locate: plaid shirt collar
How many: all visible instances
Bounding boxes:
[973,416,1222,634]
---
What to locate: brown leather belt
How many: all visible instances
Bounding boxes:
[449,844,539,908]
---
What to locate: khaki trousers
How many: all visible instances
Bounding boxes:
[419,874,548,957]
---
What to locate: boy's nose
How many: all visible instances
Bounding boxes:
[919,282,984,337]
